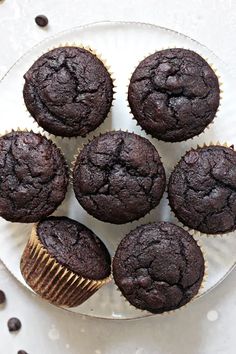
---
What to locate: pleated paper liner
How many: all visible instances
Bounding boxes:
[126,46,223,142]
[0,127,60,147]
[20,224,111,307]
[168,141,236,238]
[113,228,208,317]
[23,42,116,141]
[0,127,47,138]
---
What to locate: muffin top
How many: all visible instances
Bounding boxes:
[23,47,113,137]
[0,131,68,223]
[128,48,220,142]
[73,131,166,224]
[113,222,204,313]
[168,145,236,234]
[37,216,111,280]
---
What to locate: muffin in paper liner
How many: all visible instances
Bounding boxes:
[115,258,208,317]
[0,129,69,223]
[168,142,236,238]
[126,47,222,143]
[112,222,207,315]
[20,223,111,307]
[23,43,116,139]
[71,130,167,225]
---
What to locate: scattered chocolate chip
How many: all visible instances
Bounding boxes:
[0,290,6,304]
[230,144,234,150]
[35,15,48,27]
[7,317,21,332]
[18,351,28,354]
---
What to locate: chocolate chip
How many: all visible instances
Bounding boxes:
[18,351,28,354]
[184,150,199,165]
[0,290,6,304]
[7,317,21,332]
[137,276,152,288]
[35,15,48,27]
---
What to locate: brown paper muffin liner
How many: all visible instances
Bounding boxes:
[169,141,235,238]
[114,236,207,317]
[20,224,111,307]
[126,46,223,142]
[23,42,116,140]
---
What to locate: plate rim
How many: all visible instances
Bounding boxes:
[0,20,235,321]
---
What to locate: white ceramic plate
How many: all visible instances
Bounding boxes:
[0,21,235,320]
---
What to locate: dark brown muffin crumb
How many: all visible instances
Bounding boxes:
[37,216,111,280]
[113,222,205,313]
[23,47,113,137]
[73,131,166,224]
[128,48,220,142]
[168,145,236,234]
[0,131,68,223]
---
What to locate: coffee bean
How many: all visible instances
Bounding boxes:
[7,317,21,332]
[35,15,48,27]
[0,290,6,304]
[18,351,28,354]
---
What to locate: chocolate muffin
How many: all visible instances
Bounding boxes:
[113,222,205,314]
[168,145,236,234]
[23,47,113,137]
[73,131,166,224]
[128,48,220,142]
[21,216,111,307]
[0,131,68,223]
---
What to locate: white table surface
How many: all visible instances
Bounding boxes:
[0,1,236,353]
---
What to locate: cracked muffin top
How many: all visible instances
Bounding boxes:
[168,145,236,234]
[36,216,111,280]
[73,131,166,224]
[0,131,68,223]
[23,47,113,137]
[128,48,220,142]
[113,222,204,313]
